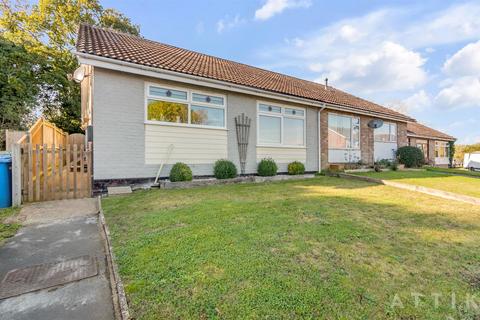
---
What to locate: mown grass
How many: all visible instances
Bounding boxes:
[0,206,20,245]
[103,177,480,319]
[354,170,480,198]
[426,166,480,177]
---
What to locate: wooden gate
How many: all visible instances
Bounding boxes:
[20,143,92,202]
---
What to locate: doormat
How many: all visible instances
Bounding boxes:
[0,255,98,300]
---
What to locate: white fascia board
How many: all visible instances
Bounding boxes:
[76,52,409,123]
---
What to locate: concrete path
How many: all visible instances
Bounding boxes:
[0,199,115,320]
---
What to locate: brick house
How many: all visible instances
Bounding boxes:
[407,122,456,167]
[74,24,435,189]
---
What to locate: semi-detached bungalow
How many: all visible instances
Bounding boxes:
[74,25,451,190]
[407,122,456,167]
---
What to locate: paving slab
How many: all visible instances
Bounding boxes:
[0,199,114,320]
[7,198,98,225]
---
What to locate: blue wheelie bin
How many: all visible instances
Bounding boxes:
[0,154,12,208]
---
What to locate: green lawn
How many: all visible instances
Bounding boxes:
[103,177,480,319]
[0,206,20,245]
[426,166,480,177]
[353,170,480,198]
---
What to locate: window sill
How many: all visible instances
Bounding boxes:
[144,120,228,131]
[328,148,361,151]
[257,144,306,149]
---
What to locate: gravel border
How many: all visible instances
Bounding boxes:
[98,197,131,320]
[159,174,316,189]
[339,173,480,205]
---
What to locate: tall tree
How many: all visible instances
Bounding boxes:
[0,0,140,133]
[0,37,47,148]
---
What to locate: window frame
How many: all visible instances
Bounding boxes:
[435,141,449,158]
[256,101,306,148]
[327,112,361,150]
[374,122,397,143]
[145,82,227,130]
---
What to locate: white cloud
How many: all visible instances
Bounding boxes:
[313,41,427,93]
[195,21,205,35]
[216,15,246,34]
[401,2,480,48]
[443,40,480,77]
[435,76,480,109]
[258,2,480,96]
[254,0,312,21]
[389,90,431,114]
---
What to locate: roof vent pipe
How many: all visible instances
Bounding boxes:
[324,78,328,90]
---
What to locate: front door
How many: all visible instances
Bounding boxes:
[416,139,428,161]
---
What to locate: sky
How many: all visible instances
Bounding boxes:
[101,0,480,144]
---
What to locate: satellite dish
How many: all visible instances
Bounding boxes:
[368,119,384,129]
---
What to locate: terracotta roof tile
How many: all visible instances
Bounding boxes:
[76,24,412,121]
[407,122,455,141]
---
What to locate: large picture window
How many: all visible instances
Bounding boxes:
[257,103,305,147]
[374,122,397,142]
[328,113,360,149]
[146,84,226,128]
[435,141,449,158]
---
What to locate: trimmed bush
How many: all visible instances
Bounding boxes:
[214,159,237,179]
[257,158,278,176]
[396,146,425,168]
[169,162,193,182]
[390,161,399,171]
[287,161,305,175]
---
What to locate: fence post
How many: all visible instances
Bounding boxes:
[11,143,22,206]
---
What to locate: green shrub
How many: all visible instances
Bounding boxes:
[319,168,343,177]
[257,158,278,176]
[376,159,392,168]
[169,162,193,182]
[287,161,305,175]
[396,146,425,168]
[389,161,399,171]
[214,159,237,179]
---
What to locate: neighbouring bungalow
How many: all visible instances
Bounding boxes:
[75,24,441,191]
[407,122,456,167]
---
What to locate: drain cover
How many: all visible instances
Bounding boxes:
[0,255,98,300]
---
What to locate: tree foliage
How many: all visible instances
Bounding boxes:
[0,0,140,133]
[455,143,480,164]
[0,37,45,130]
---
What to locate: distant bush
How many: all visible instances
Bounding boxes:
[287,161,305,175]
[257,158,277,176]
[214,159,237,179]
[390,160,399,171]
[396,146,425,168]
[169,162,193,182]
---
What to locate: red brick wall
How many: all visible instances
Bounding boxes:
[320,109,408,169]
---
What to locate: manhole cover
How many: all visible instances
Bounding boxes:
[0,255,98,300]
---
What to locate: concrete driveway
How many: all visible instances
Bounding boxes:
[0,199,115,320]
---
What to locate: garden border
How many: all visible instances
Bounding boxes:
[158,174,316,189]
[98,197,131,320]
[339,173,480,205]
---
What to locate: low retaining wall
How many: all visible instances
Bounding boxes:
[339,173,480,205]
[160,174,316,189]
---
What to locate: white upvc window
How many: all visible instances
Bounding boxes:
[374,122,397,142]
[435,141,449,158]
[257,102,305,147]
[328,113,360,149]
[145,83,227,129]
